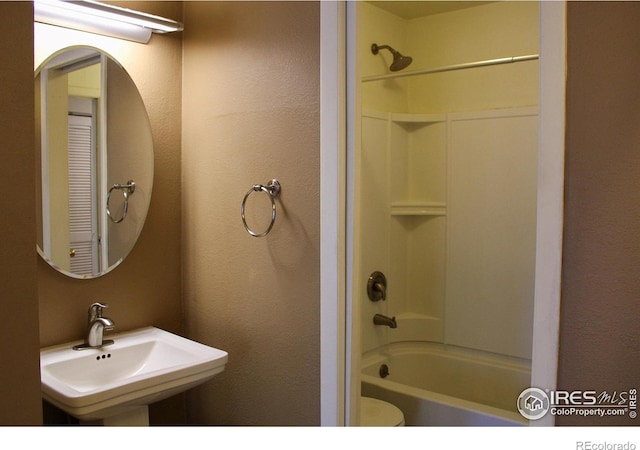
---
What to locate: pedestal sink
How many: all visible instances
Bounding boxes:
[40,327,228,425]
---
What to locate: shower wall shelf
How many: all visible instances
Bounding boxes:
[362,110,446,124]
[390,202,446,216]
[361,109,449,349]
[389,112,446,124]
[388,112,448,218]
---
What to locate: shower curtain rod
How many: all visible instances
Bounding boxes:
[362,54,539,82]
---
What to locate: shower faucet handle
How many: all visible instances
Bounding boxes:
[367,271,387,302]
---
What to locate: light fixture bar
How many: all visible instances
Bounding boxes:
[34,0,184,44]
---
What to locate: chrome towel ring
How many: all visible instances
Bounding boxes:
[107,180,136,224]
[241,179,281,237]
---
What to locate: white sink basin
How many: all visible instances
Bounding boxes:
[40,327,228,423]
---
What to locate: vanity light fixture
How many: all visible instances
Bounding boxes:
[34,0,184,44]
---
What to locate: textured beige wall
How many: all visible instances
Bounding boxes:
[0,1,42,426]
[35,1,185,424]
[558,1,640,426]
[182,1,321,425]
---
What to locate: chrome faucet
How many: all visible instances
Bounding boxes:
[373,314,397,328]
[73,303,115,350]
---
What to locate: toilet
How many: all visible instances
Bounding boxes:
[360,396,405,426]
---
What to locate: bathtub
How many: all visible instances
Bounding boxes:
[360,342,531,426]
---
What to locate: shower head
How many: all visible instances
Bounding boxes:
[371,43,413,72]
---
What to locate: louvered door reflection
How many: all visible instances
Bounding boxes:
[68,114,98,275]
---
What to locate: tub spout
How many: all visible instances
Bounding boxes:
[373,314,397,328]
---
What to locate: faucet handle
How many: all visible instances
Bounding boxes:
[88,302,109,322]
[367,271,387,302]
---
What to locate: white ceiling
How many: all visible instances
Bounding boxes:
[368,1,495,19]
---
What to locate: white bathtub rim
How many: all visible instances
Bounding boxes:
[361,342,531,426]
[362,341,532,373]
[361,373,528,426]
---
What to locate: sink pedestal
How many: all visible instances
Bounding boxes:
[104,406,149,426]
[80,406,149,426]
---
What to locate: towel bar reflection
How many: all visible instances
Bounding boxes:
[241,179,281,237]
[107,180,135,224]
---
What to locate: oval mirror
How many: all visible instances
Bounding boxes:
[35,46,153,279]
